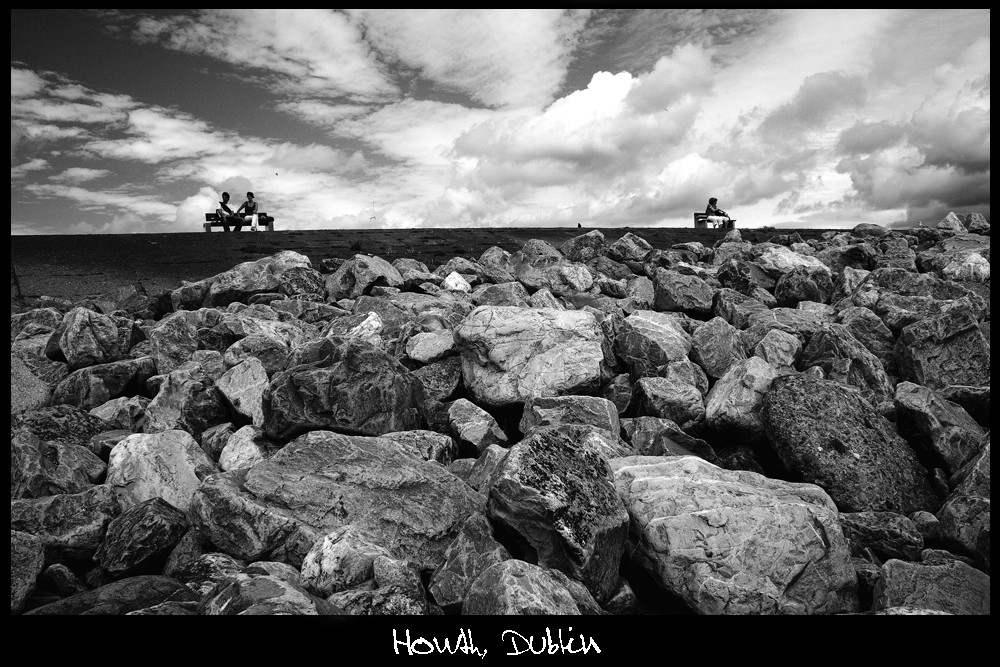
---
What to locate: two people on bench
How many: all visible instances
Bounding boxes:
[705,198,732,228]
[216,191,268,232]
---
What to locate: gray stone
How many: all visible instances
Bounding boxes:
[872,559,989,615]
[428,513,512,613]
[462,560,581,615]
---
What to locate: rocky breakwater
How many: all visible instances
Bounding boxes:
[11,213,990,616]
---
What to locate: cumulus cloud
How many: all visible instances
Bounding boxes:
[50,167,111,183]
[349,9,590,109]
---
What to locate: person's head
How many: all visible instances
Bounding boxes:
[709,197,718,205]
[247,192,254,200]
[222,192,230,201]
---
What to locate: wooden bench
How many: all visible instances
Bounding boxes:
[694,213,735,229]
[204,212,275,232]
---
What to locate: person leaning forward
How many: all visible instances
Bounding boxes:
[705,197,732,228]
[216,192,243,232]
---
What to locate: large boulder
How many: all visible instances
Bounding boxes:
[872,559,989,615]
[324,254,405,302]
[448,398,508,455]
[893,382,987,478]
[486,425,629,603]
[703,357,778,442]
[10,484,121,562]
[427,513,512,613]
[265,337,426,440]
[690,317,747,380]
[762,375,939,514]
[799,324,895,406]
[12,404,116,450]
[51,357,157,411]
[454,306,610,407]
[612,456,858,615]
[462,559,581,615]
[189,431,485,571]
[95,498,189,578]
[216,357,269,428]
[894,300,990,390]
[11,530,46,615]
[206,251,313,307]
[25,575,200,616]
[519,395,621,440]
[143,364,229,437]
[52,307,134,370]
[11,352,52,413]
[615,310,692,380]
[106,430,216,512]
[11,428,106,500]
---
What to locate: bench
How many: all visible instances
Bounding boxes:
[204,212,275,232]
[694,213,736,229]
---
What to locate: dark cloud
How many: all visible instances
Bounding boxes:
[760,71,866,141]
[836,121,906,154]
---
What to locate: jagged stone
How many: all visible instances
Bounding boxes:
[462,559,581,615]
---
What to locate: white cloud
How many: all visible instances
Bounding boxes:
[51,167,112,183]
[349,9,590,109]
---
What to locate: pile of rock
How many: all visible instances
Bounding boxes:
[11,212,990,616]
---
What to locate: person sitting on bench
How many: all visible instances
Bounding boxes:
[705,197,732,228]
[236,191,261,232]
[216,192,242,232]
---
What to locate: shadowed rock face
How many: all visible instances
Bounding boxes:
[762,375,940,515]
[486,425,629,604]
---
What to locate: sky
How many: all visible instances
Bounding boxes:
[10,8,991,235]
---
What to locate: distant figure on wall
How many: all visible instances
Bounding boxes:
[216,192,242,233]
[705,198,733,228]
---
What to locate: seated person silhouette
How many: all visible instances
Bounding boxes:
[705,198,732,228]
[216,192,242,232]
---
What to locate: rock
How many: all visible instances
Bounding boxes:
[95,498,189,577]
[486,425,629,603]
[448,398,509,455]
[651,269,714,317]
[620,416,719,464]
[143,364,228,437]
[634,377,705,430]
[936,492,990,566]
[774,265,835,307]
[615,310,692,380]
[704,357,778,442]
[10,484,121,562]
[201,564,344,616]
[462,560,581,615]
[712,289,769,329]
[799,324,895,406]
[25,575,199,615]
[300,525,390,597]
[560,230,606,263]
[170,552,246,599]
[12,404,116,450]
[872,559,989,615]
[836,306,897,376]
[380,430,458,466]
[106,430,216,512]
[466,444,509,495]
[895,300,990,390]
[762,374,939,514]
[936,212,967,233]
[189,431,485,571]
[965,213,990,234]
[11,530,46,614]
[11,428,107,500]
[89,396,150,433]
[599,373,633,416]
[875,236,918,272]
[219,425,271,472]
[11,352,52,413]
[893,382,986,478]
[851,223,889,238]
[216,357,269,428]
[518,395,621,440]
[428,513,513,613]
[839,512,924,561]
[690,317,747,380]
[405,329,456,364]
[454,306,609,407]
[611,456,858,615]
[471,281,531,308]
[950,438,990,498]
[605,232,653,263]
[51,356,157,411]
[204,251,313,307]
[752,328,801,370]
[52,307,132,370]
[265,337,426,440]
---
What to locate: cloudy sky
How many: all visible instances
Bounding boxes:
[10,9,990,235]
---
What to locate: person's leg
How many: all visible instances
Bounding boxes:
[217,210,230,232]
